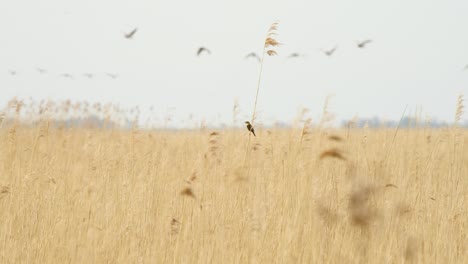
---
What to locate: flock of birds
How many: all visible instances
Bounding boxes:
[197,39,373,62]
[6,68,120,80]
[5,27,468,78]
[126,27,374,60]
[4,28,141,80]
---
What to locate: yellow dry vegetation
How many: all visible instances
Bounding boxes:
[0,124,467,263]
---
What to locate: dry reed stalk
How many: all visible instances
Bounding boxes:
[316,203,339,226]
[252,143,261,151]
[450,93,464,177]
[232,99,240,127]
[243,22,280,166]
[208,131,222,163]
[250,21,280,128]
[0,185,10,199]
[319,95,335,129]
[454,93,464,125]
[171,218,181,235]
[346,115,358,140]
[404,237,418,261]
[300,118,313,144]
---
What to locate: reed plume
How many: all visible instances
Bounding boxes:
[320,148,346,161]
[455,93,464,126]
[244,22,280,166]
[250,22,280,127]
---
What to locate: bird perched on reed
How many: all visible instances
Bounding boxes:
[245,121,256,136]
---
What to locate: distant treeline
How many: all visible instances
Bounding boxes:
[341,117,467,128]
[2,116,467,129]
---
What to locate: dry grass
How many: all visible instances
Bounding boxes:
[0,123,467,263]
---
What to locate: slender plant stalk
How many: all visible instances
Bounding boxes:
[250,22,280,126]
[244,22,280,166]
[250,53,266,126]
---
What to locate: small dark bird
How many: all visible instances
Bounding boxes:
[321,46,338,56]
[357,39,372,48]
[124,28,138,39]
[106,73,118,79]
[9,70,17,76]
[245,121,256,136]
[36,68,47,74]
[245,52,260,62]
[83,73,94,79]
[197,47,211,56]
[288,53,301,58]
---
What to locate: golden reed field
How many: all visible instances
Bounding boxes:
[1,24,467,264]
[0,115,467,263]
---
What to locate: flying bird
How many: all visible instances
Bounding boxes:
[83,73,94,79]
[197,47,211,56]
[357,39,372,48]
[288,53,301,58]
[124,28,138,39]
[60,73,74,79]
[245,52,260,62]
[245,121,256,137]
[321,46,338,56]
[9,70,17,76]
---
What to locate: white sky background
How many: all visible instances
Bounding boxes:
[1,0,467,127]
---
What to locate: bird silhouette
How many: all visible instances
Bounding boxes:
[36,68,47,74]
[124,28,138,39]
[245,121,256,137]
[83,73,94,79]
[197,47,211,56]
[60,73,73,79]
[321,46,338,56]
[245,52,260,62]
[9,70,17,76]
[288,53,301,58]
[357,39,372,48]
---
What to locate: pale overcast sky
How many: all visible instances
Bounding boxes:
[1,0,467,126]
